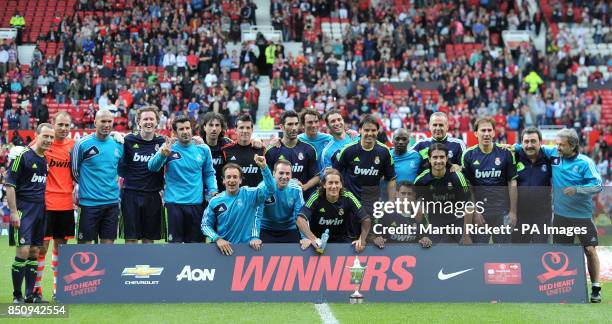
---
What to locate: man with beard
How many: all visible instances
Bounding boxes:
[391,128,421,184]
[511,127,552,243]
[201,154,275,255]
[412,112,465,171]
[199,112,233,191]
[298,109,333,162]
[7,124,54,303]
[265,111,319,198]
[333,114,396,239]
[320,109,357,171]
[148,116,217,243]
[297,168,371,253]
[72,110,124,244]
[119,106,165,244]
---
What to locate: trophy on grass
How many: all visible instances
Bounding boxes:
[348,257,367,304]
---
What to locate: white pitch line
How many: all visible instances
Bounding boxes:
[314,303,340,324]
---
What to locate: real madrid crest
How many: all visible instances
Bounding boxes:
[374,156,380,164]
[155,144,160,151]
[541,164,547,172]
[338,208,344,216]
[298,152,304,160]
[448,150,454,158]
[494,157,501,166]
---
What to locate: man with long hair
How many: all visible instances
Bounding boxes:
[296,168,371,253]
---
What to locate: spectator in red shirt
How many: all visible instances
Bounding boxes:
[458,110,472,133]
[102,51,114,69]
[494,108,507,132]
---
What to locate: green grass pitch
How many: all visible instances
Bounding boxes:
[0,236,610,323]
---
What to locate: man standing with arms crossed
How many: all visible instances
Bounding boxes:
[33,112,74,301]
[72,110,124,244]
[7,123,54,303]
[148,116,217,243]
[120,106,166,244]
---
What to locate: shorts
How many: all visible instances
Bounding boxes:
[13,200,46,247]
[121,190,162,241]
[552,215,598,247]
[44,210,75,240]
[78,204,120,241]
[260,228,300,243]
[165,203,204,243]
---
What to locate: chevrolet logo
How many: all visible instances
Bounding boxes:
[122,265,164,278]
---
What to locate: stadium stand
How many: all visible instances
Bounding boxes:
[0,0,609,181]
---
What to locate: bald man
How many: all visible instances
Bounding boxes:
[71,110,124,244]
[391,128,422,184]
[411,112,465,172]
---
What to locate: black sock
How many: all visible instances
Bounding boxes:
[11,257,26,298]
[25,258,38,297]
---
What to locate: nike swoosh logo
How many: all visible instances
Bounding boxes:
[438,268,473,280]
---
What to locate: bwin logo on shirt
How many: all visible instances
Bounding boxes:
[354,165,379,176]
[241,164,259,174]
[319,217,343,226]
[475,168,502,178]
[133,152,154,163]
[292,163,304,173]
[31,174,47,183]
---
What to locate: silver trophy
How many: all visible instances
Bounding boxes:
[348,257,367,304]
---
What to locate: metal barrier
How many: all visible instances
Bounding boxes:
[0,28,17,39]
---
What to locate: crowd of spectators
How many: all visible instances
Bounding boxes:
[0,0,610,181]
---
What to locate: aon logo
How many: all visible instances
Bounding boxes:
[475,168,502,178]
[176,266,216,282]
[31,174,47,183]
[133,152,154,162]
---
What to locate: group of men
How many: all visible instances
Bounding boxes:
[5,105,603,304]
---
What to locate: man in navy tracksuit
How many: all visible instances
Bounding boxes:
[512,127,552,243]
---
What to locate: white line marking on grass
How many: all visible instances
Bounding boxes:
[315,303,340,324]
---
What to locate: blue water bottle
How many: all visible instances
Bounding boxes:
[316,229,330,254]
